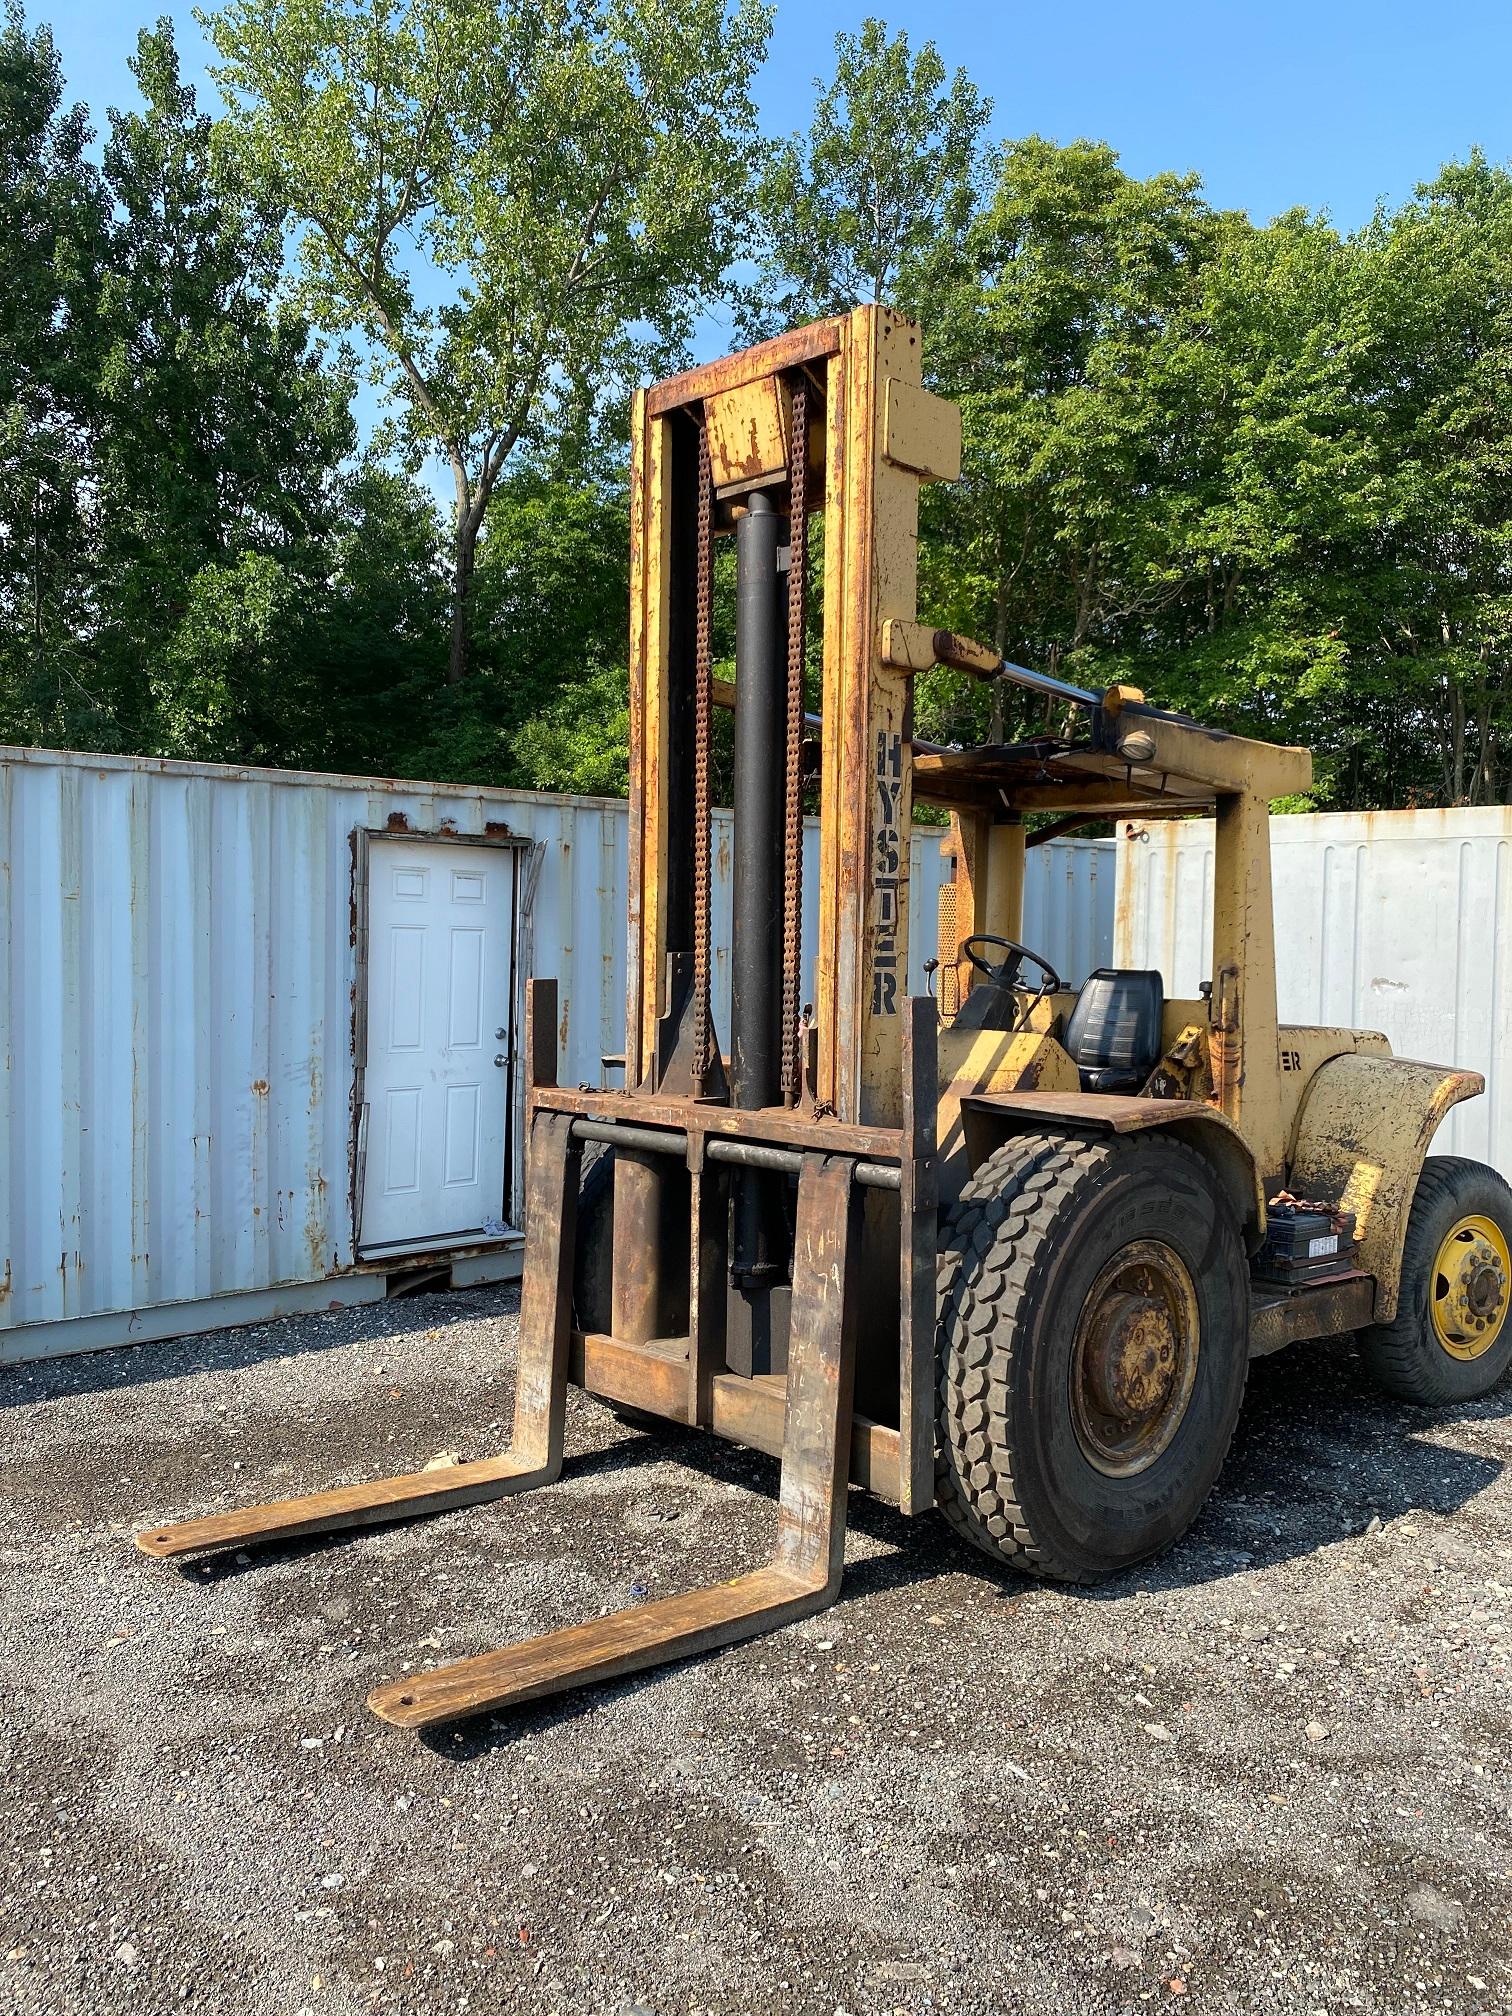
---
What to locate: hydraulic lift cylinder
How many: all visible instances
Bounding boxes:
[730,490,787,1301]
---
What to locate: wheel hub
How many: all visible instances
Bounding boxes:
[1081,1292,1179,1422]
[1070,1241,1201,1477]
[1432,1214,1510,1360]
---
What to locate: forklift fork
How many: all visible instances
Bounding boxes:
[368,1152,861,1728]
[137,1120,864,1730]
[134,1109,584,1561]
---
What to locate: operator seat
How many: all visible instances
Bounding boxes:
[1064,969,1165,1094]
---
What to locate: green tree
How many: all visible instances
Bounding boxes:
[202,0,771,688]
[0,4,107,747]
[93,19,357,762]
[749,16,988,331]
[919,139,1241,740]
[311,461,450,774]
[1336,154,1512,805]
[390,467,632,787]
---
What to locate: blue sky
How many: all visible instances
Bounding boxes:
[42,0,1512,235]
[36,0,1512,471]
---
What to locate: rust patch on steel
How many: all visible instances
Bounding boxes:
[347,829,362,948]
[646,318,844,418]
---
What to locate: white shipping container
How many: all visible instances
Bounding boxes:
[1115,806,1512,1177]
[0,746,1115,1364]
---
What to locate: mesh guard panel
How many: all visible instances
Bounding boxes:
[937,881,960,1019]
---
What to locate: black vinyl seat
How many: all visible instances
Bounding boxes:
[1063,969,1165,1094]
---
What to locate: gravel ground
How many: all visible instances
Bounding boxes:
[1,1283,1509,2016]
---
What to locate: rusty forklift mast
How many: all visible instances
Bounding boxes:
[137,310,1512,1730]
[140,309,956,1722]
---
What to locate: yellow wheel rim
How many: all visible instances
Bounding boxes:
[1430,1214,1510,1361]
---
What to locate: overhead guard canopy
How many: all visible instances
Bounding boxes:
[880,619,1313,815]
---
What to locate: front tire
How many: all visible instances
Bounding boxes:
[935,1131,1250,1583]
[1360,1155,1512,1404]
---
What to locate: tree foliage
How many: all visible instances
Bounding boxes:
[748,16,988,331]
[2,5,1511,813]
[0,4,107,744]
[916,139,1512,807]
[203,0,770,683]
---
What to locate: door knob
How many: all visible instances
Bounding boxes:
[494,1053,508,1067]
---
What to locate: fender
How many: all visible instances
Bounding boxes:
[1288,1054,1484,1322]
[958,1090,1265,1247]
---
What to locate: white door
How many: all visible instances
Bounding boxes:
[360,839,516,1252]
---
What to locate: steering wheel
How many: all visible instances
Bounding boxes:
[963,935,1062,998]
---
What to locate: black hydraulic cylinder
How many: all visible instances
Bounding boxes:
[730,490,787,1292]
[730,489,785,1112]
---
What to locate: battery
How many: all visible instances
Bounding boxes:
[1254,1196,1358,1283]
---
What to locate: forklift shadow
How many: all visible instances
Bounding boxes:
[421,1344,1507,1754]
[596,1339,1507,1607]
[1070,1336,1507,1600]
[161,1427,674,1585]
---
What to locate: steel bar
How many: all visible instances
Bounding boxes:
[996,658,1101,708]
[570,1117,685,1157]
[927,629,1101,709]
[564,1115,900,1191]
[709,1138,900,1190]
[367,1153,861,1729]
[646,318,844,417]
[537,1083,904,1159]
[731,484,787,1292]
[897,994,939,1515]
[731,488,784,1114]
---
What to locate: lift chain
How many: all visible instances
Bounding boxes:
[692,411,714,1093]
[780,376,809,1107]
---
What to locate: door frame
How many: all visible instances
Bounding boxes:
[351,825,531,1259]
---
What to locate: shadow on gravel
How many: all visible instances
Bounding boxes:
[376,1338,1511,1760]
[414,1539,941,1763]
[161,1431,676,1584]
[0,1281,523,1409]
[1068,1336,1508,1600]
[584,1342,1509,1597]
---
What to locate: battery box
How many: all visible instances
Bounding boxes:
[1254,1197,1358,1284]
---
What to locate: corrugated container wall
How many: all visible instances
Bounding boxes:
[0,748,1114,1360]
[1115,807,1512,1177]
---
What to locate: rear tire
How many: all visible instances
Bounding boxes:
[1360,1155,1512,1404]
[935,1131,1250,1583]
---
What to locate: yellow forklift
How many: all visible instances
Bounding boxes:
[137,309,1512,1729]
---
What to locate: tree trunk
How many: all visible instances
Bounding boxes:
[989,576,1008,742]
[1448,677,1466,804]
[447,510,480,687]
